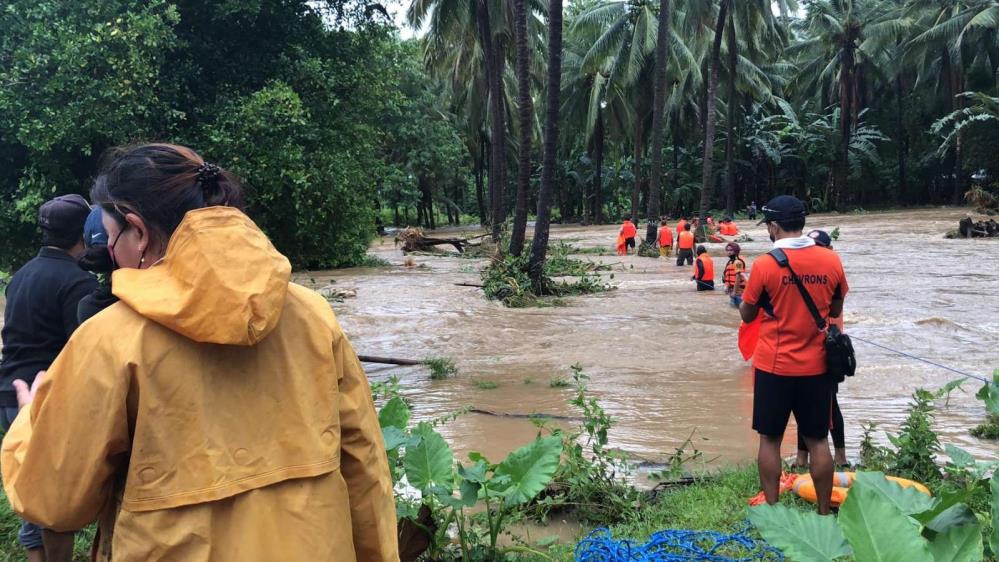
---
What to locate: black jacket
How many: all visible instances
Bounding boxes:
[0,248,98,403]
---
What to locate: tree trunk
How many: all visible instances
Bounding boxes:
[831,46,855,212]
[644,0,672,244]
[723,14,737,217]
[528,0,562,286]
[697,0,729,220]
[593,108,604,224]
[895,75,907,205]
[630,116,643,220]
[952,68,965,205]
[476,138,488,226]
[509,0,533,256]
[476,0,507,241]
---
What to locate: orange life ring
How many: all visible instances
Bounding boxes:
[792,472,931,507]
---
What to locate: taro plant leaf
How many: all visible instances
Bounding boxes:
[404,428,454,494]
[839,473,933,562]
[855,471,935,515]
[747,503,851,561]
[913,488,970,527]
[923,504,979,535]
[977,377,999,415]
[382,426,409,452]
[944,444,975,469]
[458,478,480,508]
[492,435,563,507]
[991,468,999,557]
[926,522,983,562]
[379,396,410,430]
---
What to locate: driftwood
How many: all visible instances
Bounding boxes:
[454,282,484,288]
[469,408,581,421]
[395,227,468,253]
[357,355,422,366]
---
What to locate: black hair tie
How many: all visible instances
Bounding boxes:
[196,162,221,191]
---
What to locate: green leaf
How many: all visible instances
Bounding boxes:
[458,478,480,508]
[927,523,983,562]
[854,472,935,515]
[493,435,563,507]
[382,426,409,452]
[913,489,970,527]
[991,469,999,557]
[378,396,410,430]
[944,444,975,468]
[403,429,454,494]
[839,473,933,562]
[924,505,978,535]
[748,504,851,561]
[977,382,999,415]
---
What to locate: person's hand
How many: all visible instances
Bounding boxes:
[12,371,46,409]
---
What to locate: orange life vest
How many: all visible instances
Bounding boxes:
[723,257,746,288]
[677,231,695,250]
[620,220,637,239]
[694,253,715,281]
[658,226,673,247]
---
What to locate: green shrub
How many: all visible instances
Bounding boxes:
[473,380,499,390]
[423,356,458,380]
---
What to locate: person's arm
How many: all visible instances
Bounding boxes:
[828,257,849,319]
[333,327,399,561]
[61,274,99,336]
[694,258,704,281]
[1,330,130,531]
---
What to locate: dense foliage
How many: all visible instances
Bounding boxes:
[5,0,999,270]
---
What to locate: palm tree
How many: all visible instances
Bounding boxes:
[788,0,890,210]
[529,0,564,285]
[696,0,731,220]
[643,0,673,245]
[904,0,999,203]
[509,0,535,255]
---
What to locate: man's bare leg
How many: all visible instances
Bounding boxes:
[42,530,75,562]
[26,548,45,562]
[804,435,834,515]
[758,434,783,504]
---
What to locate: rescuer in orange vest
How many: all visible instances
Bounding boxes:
[691,245,715,291]
[723,241,747,306]
[676,223,695,266]
[658,219,673,258]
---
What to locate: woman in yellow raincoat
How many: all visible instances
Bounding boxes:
[1,144,399,561]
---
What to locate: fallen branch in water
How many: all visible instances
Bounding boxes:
[469,408,581,421]
[357,355,422,366]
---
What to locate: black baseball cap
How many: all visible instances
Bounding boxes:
[808,229,832,248]
[757,195,808,225]
[39,194,91,239]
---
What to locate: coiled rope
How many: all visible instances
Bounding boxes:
[574,524,783,562]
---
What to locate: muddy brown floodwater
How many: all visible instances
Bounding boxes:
[301,208,999,471]
[1,209,995,474]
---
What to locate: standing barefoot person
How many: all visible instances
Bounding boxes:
[2,144,399,562]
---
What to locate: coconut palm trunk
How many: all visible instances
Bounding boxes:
[697,0,730,220]
[528,0,563,285]
[476,0,507,242]
[630,116,643,221]
[509,0,533,256]
[593,107,604,223]
[643,0,672,245]
[723,14,737,217]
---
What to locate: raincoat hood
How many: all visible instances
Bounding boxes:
[112,207,292,346]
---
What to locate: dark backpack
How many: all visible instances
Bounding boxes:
[769,249,856,383]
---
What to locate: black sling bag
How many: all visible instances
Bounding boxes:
[769,248,856,383]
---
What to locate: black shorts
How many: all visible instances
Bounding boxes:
[625,237,636,249]
[752,369,831,439]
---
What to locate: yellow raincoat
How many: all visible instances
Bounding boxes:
[2,207,399,561]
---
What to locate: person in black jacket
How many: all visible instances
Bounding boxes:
[0,194,97,562]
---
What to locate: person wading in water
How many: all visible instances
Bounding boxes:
[739,196,849,515]
[2,143,399,561]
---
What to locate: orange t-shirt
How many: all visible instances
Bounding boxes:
[742,245,849,376]
[677,231,695,250]
[675,220,687,238]
[658,226,673,247]
[621,221,637,239]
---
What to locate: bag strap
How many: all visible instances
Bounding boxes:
[769,248,827,331]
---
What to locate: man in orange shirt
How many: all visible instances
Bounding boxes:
[619,216,638,255]
[675,223,695,266]
[657,219,673,258]
[675,216,687,240]
[739,196,848,516]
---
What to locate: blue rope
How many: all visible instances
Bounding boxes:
[849,335,996,386]
[575,523,783,562]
